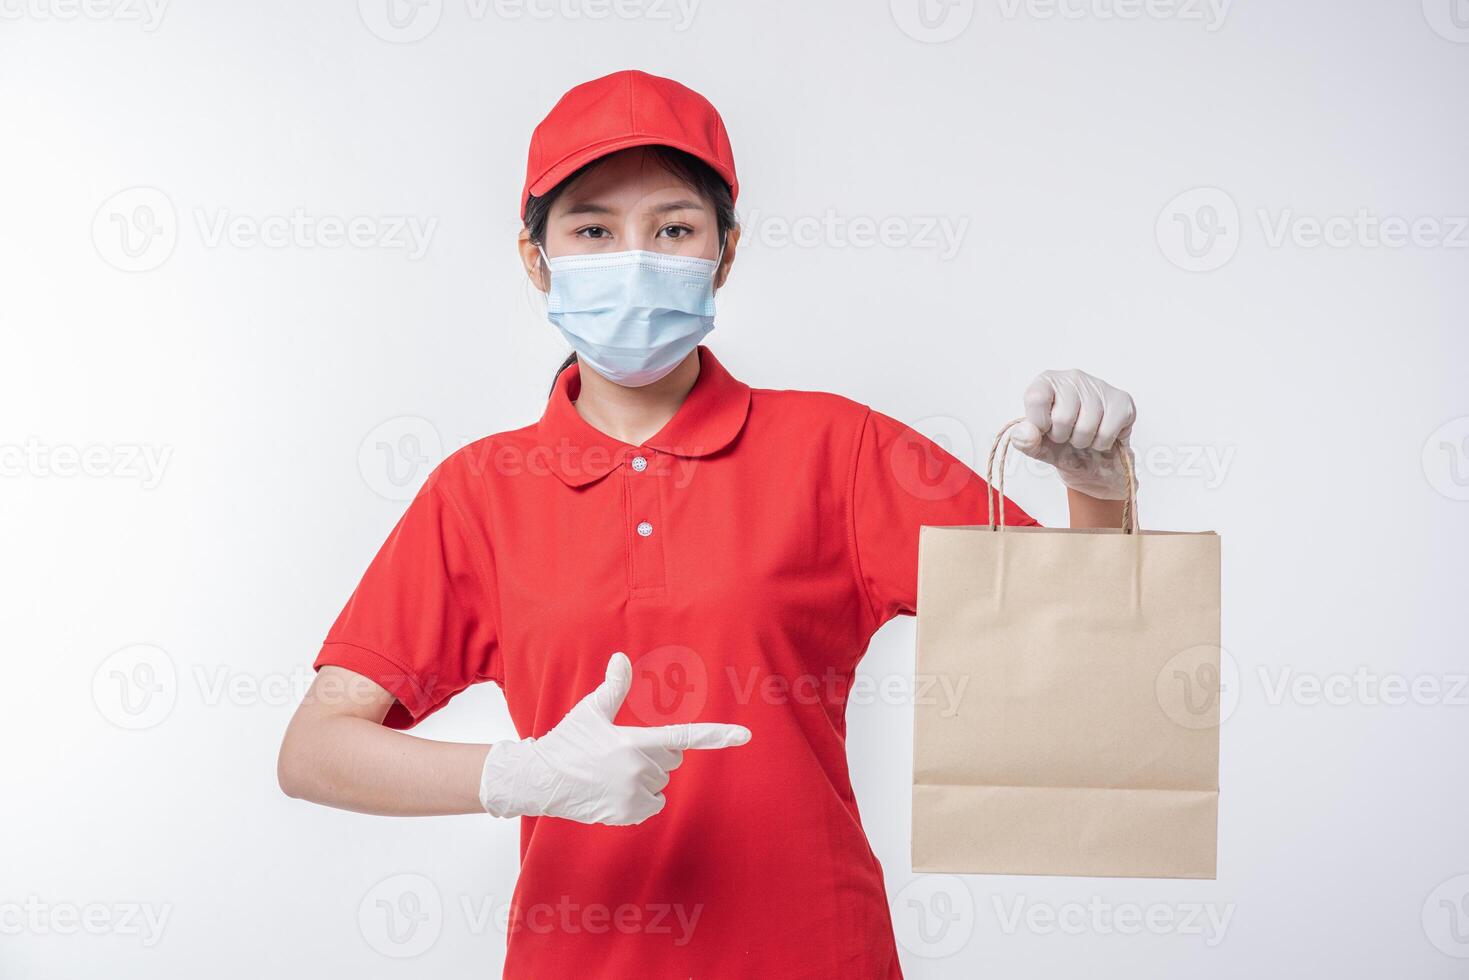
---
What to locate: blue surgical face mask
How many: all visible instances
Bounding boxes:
[539,246,721,388]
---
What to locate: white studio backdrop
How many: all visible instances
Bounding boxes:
[2,1,1467,977]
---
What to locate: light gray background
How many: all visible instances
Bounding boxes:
[3,0,1468,976]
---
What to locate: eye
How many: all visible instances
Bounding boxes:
[575,226,611,240]
[658,223,695,240]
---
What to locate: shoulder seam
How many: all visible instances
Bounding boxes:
[844,404,882,635]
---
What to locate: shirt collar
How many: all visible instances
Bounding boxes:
[535,345,752,487]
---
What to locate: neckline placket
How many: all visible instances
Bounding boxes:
[625,446,668,598]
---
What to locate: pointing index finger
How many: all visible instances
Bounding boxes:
[624,722,752,752]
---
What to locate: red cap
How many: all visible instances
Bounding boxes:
[521,70,738,219]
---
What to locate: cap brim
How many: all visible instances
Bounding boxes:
[524,134,736,216]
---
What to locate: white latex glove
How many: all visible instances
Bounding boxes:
[478,652,751,826]
[1011,368,1138,500]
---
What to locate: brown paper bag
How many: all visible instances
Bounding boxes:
[912,420,1221,879]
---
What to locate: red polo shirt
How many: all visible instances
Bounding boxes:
[315,345,1038,978]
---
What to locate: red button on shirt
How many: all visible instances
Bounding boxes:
[315,345,1039,979]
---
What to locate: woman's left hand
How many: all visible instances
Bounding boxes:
[1010,368,1137,500]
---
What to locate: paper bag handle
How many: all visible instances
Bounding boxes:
[984,417,1138,534]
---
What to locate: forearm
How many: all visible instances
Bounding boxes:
[1066,486,1127,529]
[278,653,751,828]
[279,711,491,817]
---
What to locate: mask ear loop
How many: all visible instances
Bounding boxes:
[535,244,552,294]
[710,233,729,289]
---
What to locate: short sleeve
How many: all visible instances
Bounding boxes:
[313,464,502,729]
[848,407,1040,630]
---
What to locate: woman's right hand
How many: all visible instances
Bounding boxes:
[478,652,752,825]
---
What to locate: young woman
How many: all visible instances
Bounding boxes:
[278,70,1138,979]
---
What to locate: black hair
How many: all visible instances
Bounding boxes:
[525,145,737,396]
